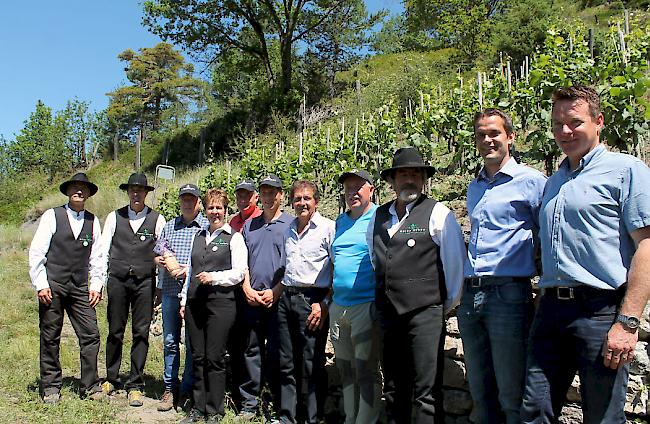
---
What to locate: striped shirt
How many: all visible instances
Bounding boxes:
[157,213,209,297]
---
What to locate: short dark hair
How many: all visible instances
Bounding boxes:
[473,108,514,135]
[203,188,229,209]
[552,85,601,119]
[290,180,320,202]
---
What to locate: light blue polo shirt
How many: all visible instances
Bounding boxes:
[332,204,378,306]
[539,144,650,289]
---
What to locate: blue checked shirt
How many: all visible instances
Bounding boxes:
[464,158,547,278]
[157,212,209,296]
[539,145,650,289]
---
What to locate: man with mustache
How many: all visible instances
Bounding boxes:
[277,180,334,424]
[460,109,546,424]
[368,147,465,423]
[28,172,104,403]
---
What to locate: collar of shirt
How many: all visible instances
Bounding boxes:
[175,213,205,230]
[64,203,85,219]
[558,143,605,175]
[203,222,234,243]
[290,211,325,236]
[477,157,519,182]
[127,205,150,220]
[387,194,421,220]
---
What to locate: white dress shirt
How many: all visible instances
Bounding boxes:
[366,197,466,313]
[180,223,248,306]
[28,204,104,293]
[100,205,166,283]
[282,212,335,289]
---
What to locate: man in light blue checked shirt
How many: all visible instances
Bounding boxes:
[154,183,208,412]
[521,85,650,423]
[459,109,546,424]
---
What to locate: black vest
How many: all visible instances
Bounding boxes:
[373,194,446,315]
[187,229,236,300]
[108,206,159,279]
[45,206,95,285]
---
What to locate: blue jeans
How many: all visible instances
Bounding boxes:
[162,294,193,393]
[521,288,628,424]
[457,279,533,424]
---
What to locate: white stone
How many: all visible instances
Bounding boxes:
[444,336,465,359]
[630,341,649,375]
[625,374,649,416]
[446,317,460,336]
[566,375,581,403]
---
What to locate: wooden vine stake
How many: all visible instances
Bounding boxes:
[299,133,303,164]
[327,127,331,150]
[227,160,231,187]
[477,72,483,108]
[340,117,345,149]
[506,61,512,93]
[618,23,627,66]
[589,28,595,59]
[354,119,359,157]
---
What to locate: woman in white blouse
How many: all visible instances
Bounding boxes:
[180,189,248,423]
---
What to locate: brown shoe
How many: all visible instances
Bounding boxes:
[157,390,174,412]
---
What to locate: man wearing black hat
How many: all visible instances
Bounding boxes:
[154,183,208,412]
[368,147,465,423]
[100,173,166,406]
[28,173,104,403]
[230,179,262,233]
[330,169,382,424]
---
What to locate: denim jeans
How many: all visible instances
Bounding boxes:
[277,287,329,424]
[162,294,193,393]
[457,279,533,424]
[521,288,628,424]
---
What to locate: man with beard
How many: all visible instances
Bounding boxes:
[369,147,465,423]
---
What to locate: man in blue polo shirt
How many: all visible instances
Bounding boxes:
[460,109,546,424]
[521,85,650,423]
[237,174,292,422]
[330,169,381,424]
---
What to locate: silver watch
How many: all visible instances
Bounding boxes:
[616,314,640,330]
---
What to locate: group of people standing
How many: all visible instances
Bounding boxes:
[29,85,650,424]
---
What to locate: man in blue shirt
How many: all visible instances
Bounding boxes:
[521,85,650,423]
[237,175,292,422]
[330,169,381,424]
[154,184,208,412]
[459,109,546,424]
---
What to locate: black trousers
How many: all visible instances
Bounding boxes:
[186,294,236,416]
[239,301,281,413]
[39,279,101,396]
[379,303,445,424]
[277,287,329,424]
[105,274,154,390]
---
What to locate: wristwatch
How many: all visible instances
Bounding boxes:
[616,314,640,330]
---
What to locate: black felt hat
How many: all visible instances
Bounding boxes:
[380,147,435,180]
[119,173,155,191]
[59,172,98,197]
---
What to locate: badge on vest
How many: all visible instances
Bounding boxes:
[79,233,93,247]
[137,228,153,241]
[398,223,427,235]
[407,238,416,247]
[209,238,228,252]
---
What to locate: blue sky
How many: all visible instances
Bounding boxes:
[0,0,403,140]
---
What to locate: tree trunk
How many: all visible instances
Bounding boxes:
[113,133,119,162]
[135,128,142,171]
[279,38,293,95]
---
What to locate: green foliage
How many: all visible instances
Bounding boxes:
[107,42,204,136]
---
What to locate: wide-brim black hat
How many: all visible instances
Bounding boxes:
[59,172,99,197]
[380,147,435,180]
[119,173,155,191]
